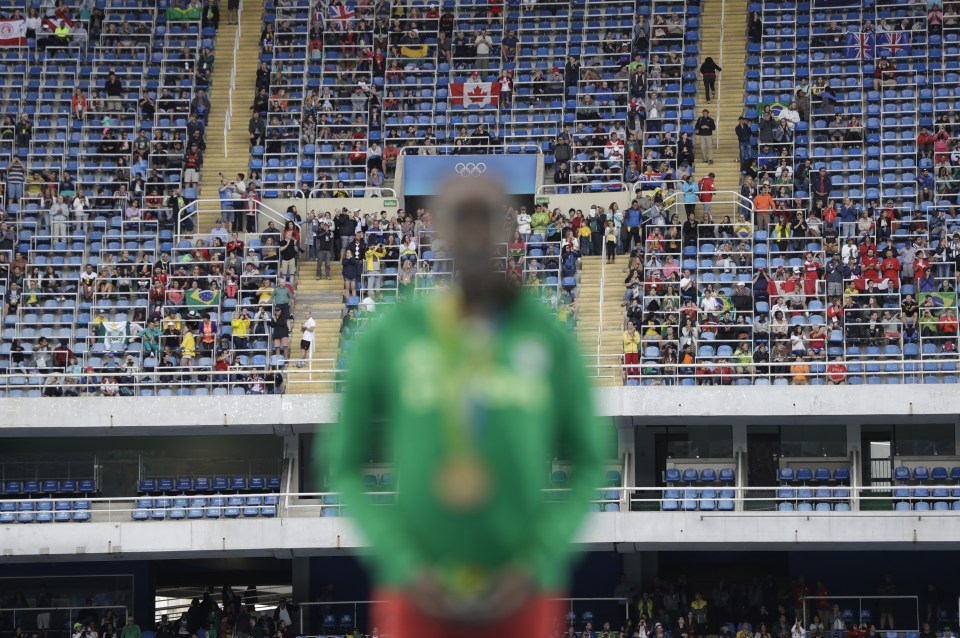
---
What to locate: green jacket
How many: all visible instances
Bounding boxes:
[325,293,610,590]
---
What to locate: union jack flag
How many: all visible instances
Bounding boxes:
[878,31,910,57]
[326,2,356,31]
[845,31,874,60]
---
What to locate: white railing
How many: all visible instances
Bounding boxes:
[595,235,607,377]
[5,486,960,526]
[176,197,297,238]
[715,0,725,147]
[307,187,398,199]
[224,1,243,157]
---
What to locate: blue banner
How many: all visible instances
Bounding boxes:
[403,155,539,196]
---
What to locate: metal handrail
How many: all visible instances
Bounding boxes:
[224,0,243,157]
[398,144,544,155]
[176,197,298,238]
[596,233,607,378]
[715,0,725,147]
[5,486,960,524]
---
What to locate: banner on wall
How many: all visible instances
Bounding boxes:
[403,154,538,196]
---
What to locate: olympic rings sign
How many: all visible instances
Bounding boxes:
[454,162,487,176]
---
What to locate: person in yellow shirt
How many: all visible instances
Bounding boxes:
[365,242,387,291]
[790,355,809,385]
[180,326,196,366]
[256,281,273,307]
[54,22,71,45]
[230,307,252,352]
[162,312,182,333]
[605,221,618,264]
[577,222,592,257]
[623,321,640,380]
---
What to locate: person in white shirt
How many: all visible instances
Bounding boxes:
[700,290,722,313]
[474,29,493,69]
[780,102,801,130]
[792,620,808,638]
[72,193,89,231]
[297,311,315,367]
[361,294,376,313]
[604,132,625,169]
[516,209,532,240]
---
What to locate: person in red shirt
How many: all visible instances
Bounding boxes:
[802,252,821,297]
[858,235,876,259]
[913,251,930,281]
[827,298,843,323]
[827,358,847,385]
[698,172,716,216]
[861,248,881,284]
[940,310,958,334]
[880,248,901,288]
[809,324,826,356]
[918,126,935,158]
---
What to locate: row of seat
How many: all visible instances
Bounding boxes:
[138,476,281,494]
[3,479,96,496]
[0,499,91,523]
[131,496,279,520]
[777,467,850,483]
[664,468,735,484]
[893,466,960,482]
[894,501,960,511]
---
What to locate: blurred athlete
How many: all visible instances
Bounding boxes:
[325,176,610,638]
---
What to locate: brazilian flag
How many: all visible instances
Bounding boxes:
[166,5,202,21]
[919,291,957,313]
[186,288,221,311]
[717,295,737,317]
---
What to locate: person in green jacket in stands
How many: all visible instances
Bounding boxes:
[324,176,611,638]
[120,617,141,638]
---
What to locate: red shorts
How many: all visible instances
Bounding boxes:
[373,590,563,638]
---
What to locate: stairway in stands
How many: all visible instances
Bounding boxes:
[198,2,264,233]
[285,261,344,394]
[697,0,749,196]
[576,255,630,387]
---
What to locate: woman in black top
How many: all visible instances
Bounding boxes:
[341,249,360,298]
[700,57,722,102]
[269,307,290,359]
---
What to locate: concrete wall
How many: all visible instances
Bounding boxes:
[4,510,959,564]
[1,386,957,436]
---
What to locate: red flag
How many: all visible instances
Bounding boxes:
[42,17,73,32]
[450,81,501,107]
[0,19,27,47]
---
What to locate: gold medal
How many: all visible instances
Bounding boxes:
[435,455,492,511]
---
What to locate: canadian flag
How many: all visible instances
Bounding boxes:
[0,19,27,47]
[450,81,501,107]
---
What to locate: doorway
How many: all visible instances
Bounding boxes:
[861,426,893,487]
[746,429,779,487]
